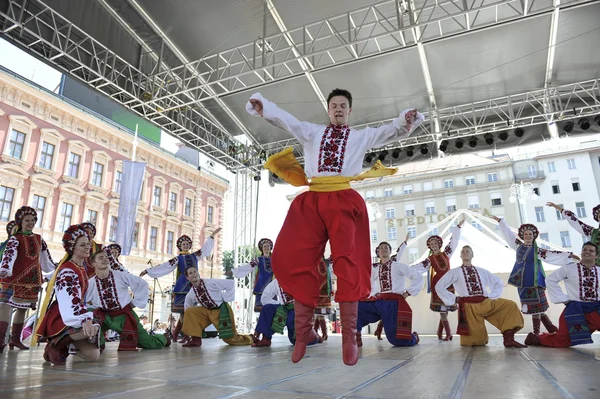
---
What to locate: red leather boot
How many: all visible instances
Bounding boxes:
[340,301,359,366]
[291,301,318,363]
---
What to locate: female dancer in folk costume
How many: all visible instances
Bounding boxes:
[547,202,600,265]
[104,243,127,272]
[36,225,101,365]
[314,256,333,340]
[140,228,220,341]
[397,219,465,341]
[492,216,576,335]
[232,238,275,312]
[0,207,56,352]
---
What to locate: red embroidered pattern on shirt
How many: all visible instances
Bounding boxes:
[565,210,594,236]
[577,263,599,302]
[279,286,294,304]
[317,124,350,173]
[56,269,88,316]
[461,266,484,296]
[378,260,393,292]
[96,272,121,311]
[193,280,218,309]
[0,237,18,271]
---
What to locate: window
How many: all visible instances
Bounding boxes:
[114,170,122,194]
[169,192,178,212]
[149,227,158,251]
[555,204,565,220]
[576,202,586,218]
[547,162,556,173]
[0,186,15,222]
[7,130,26,159]
[535,207,545,223]
[208,205,214,223]
[425,201,436,215]
[560,231,571,247]
[465,176,475,185]
[184,197,192,217]
[444,179,454,188]
[91,162,104,186]
[403,185,413,194]
[427,224,438,236]
[87,210,98,225]
[132,222,140,248]
[490,192,502,207]
[365,190,375,200]
[447,205,456,212]
[405,204,415,216]
[32,195,46,228]
[371,229,378,242]
[533,187,540,195]
[387,227,397,240]
[407,227,417,239]
[384,188,394,197]
[67,153,81,178]
[551,182,560,194]
[109,216,118,242]
[567,159,576,170]
[408,248,419,263]
[572,179,580,192]
[487,173,498,182]
[528,166,537,178]
[38,142,55,169]
[446,198,457,213]
[423,182,433,191]
[153,186,162,207]
[59,203,74,232]
[385,207,395,219]
[166,231,174,254]
[468,195,479,209]
[471,221,483,231]
[539,233,550,249]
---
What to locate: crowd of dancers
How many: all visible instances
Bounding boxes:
[1,88,599,367]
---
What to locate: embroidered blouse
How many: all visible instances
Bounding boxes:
[184,278,235,310]
[546,263,600,303]
[370,260,423,297]
[435,265,504,306]
[86,270,149,311]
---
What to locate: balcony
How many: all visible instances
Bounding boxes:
[515,171,546,181]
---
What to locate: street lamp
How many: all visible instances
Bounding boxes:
[509,181,538,223]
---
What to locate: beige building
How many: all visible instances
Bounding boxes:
[0,69,228,321]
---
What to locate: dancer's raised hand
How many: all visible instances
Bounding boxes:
[249,99,263,117]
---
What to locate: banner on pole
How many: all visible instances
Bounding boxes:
[116,160,146,256]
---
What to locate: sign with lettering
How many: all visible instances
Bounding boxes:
[387,208,493,227]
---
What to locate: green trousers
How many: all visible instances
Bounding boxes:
[99,311,167,349]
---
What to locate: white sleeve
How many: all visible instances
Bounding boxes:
[483,269,504,299]
[498,218,519,251]
[444,226,462,257]
[84,277,100,310]
[123,271,149,309]
[184,289,196,311]
[398,262,423,297]
[40,239,57,273]
[410,258,430,274]
[545,266,570,304]
[232,261,256,278]
[246,92,319,144]
[434,270,458,306]
[261,280,280,306]
[195,237,215,260]
[0,236,19,276]
[219,280,236,303]
[362,109,425,149]
[146,256,178,278]
[55,268,94,328]
[562,209,594,238]
[538,248,573,266]
[395,240,408,260]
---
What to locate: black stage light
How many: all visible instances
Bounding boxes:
[253,175,261,182]
[484,133,494,145]
[455,139,464,149]
[594,115,600,126]
[468,136,478,148]
[514,128,524,137]
[563,121,574,133]
[439,140,449,152]
[364,153,374,163]
[378,150,389,162]
[392,149,401,159]
[578,118,590,130]
[420,144,428,155]
[498,131,509,141]
[406,146,414,157]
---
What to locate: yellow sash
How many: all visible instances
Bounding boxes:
[265,147,397,192]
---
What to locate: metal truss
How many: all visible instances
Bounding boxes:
[0,0,256,170]
[260,79,600,165]
[141,0,591,110]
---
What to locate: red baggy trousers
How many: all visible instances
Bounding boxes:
[272,189,371,307]
[538,309,600,347]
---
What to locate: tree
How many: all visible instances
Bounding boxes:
[222,245,261,280]
[222,250,234,279]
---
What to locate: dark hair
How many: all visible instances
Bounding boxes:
[582,241,598,254]
[185,266,197,277]
[327,88,352,108]
[375,241,392,257]
[462,245,474,255]
[90,249,106,264]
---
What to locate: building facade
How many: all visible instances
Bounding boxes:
[0,69,228,320]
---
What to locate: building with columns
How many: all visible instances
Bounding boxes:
[0,69,228,321]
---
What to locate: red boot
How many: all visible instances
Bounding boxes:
[340,301,359,366]
[0,321,8,353]
[163,334,171,347]
[502,329,527,348]
[182,336,202,347]
[9,323,29,350]
[374,321,384,340]
[532,316,541,335]
[356,331,363,348]
[251,337,272,347]
[437,320,444,340]
[171,319,182,341]
[413,331,420,344]
[291,301,318,363]
[178,335,191,344]
[540,314,558,333]
[46,335,74,365]
[525,332,541,346]
[442,321,453,341]
[319,317,328,340]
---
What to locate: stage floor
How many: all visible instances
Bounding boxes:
[2,333,599,399]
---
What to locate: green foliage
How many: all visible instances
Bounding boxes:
[222,245,260,280]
